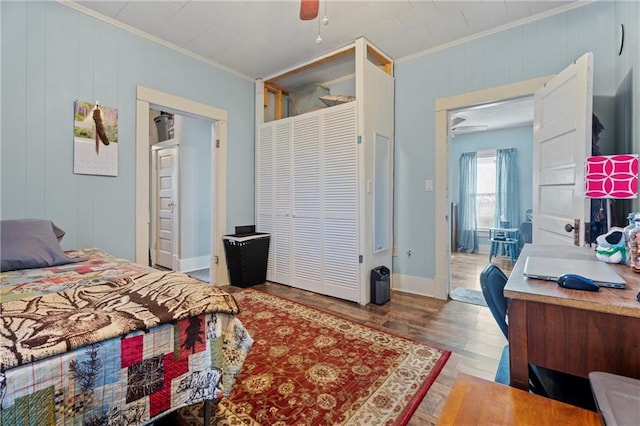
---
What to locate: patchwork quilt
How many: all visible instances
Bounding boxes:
[0,249,253,425]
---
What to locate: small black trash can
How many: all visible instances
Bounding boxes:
[223,228,270,288]
[371,266,390,305]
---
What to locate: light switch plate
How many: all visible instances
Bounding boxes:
[425,179,433,191]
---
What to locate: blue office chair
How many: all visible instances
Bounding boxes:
[480,264,509,338]
[480,264,596,409]
[519,221,532,244]
[480,263,547,395]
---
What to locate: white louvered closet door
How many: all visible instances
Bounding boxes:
[322,103,359,302]
[292,114,322,292]
[273,121,292,284]
[256,125,274,279]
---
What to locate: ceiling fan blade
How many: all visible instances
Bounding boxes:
[300,0,319,20]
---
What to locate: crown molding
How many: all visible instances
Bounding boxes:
[396,0,596,65]
[59,0,253,82]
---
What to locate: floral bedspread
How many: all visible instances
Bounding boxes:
[0,249,253,425]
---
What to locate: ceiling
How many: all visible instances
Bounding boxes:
[70,0,578,130]
[450,96,534,135]
[73,0,579,82]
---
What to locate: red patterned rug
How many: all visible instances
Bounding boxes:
[176,289,450,425]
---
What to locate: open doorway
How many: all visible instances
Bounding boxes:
[436,54,596,300]
[448,98,533,301]
[135,86,229,286]
[432,76,551,300]
[149,111,214,277]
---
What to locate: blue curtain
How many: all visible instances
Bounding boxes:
[457,152,478,252]
[495,148,520,231]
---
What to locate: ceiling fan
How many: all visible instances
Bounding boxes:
[300,0,319,20]
[450,115,488,136]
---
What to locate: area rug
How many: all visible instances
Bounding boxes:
[176,289,450,425]
[449,287,488,307]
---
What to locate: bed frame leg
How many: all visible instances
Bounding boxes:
[203,400,211,426]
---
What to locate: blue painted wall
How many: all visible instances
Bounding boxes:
[180,115,212,260]
[393,1,622,280]
[1,1,255,260]
[2,0,638,283]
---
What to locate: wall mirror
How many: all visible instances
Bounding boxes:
[374,132,391,253]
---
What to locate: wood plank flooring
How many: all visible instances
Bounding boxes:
[223,279,508,425]
[450,251,514,291]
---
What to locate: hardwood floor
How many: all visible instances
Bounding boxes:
[222,281,507,425]
[450,251,514,291]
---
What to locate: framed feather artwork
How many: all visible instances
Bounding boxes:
[73,100,119,176]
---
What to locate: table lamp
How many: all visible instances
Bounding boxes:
[585,154,639,230]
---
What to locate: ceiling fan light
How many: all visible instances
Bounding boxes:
[451,116,466,127]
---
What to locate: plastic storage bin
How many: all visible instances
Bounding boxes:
[154,113,174,142]
[371,266,390,305]
[223,231,270,288]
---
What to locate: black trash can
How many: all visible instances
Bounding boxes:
[371,266,390,305]
[223,229,270,288]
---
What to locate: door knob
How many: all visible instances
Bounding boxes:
[564,223,575,232]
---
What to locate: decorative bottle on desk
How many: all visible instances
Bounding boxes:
[625,213,640,273]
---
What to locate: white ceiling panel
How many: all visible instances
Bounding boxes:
[71,0,578,84]
[76,1,127,18]
[451,96,534,135]
[153,3,218,46]
[115,1,183,34]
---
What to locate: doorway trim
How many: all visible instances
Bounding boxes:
[136,86,229,285]
[433,76,551,299]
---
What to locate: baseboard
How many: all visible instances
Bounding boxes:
[391,273,447,300]
[178,255,210,273]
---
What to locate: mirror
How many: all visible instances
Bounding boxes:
[374,133,391,252]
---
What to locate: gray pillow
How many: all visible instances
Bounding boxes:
[0,219,82,272]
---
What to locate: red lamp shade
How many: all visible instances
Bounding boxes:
[584,154,638,199]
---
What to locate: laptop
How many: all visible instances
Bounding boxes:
[523,256,627,289]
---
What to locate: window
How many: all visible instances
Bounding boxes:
[476,151,496,230]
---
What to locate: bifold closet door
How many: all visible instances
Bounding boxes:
[257,121,292,285]
[257,102,359,302]
[256,125,274,280]
[291,114,322,293]
[273,121,292,284]
[322,103,359,302]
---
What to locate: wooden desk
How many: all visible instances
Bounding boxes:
[436,373,600,425]
[505,244,640,391]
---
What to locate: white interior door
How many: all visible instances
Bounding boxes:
[532,52,593,246]
[156,146,179,268]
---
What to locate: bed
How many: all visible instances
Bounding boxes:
[0,220,253,425]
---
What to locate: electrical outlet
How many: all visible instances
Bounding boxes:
[425,179,433,191]
[392,246,398,256]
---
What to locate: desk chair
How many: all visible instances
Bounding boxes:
[480,264,596,409]
[480,264,546,394]
[519,221,532,244]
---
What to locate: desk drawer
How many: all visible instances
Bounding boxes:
[526,301,640,379]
